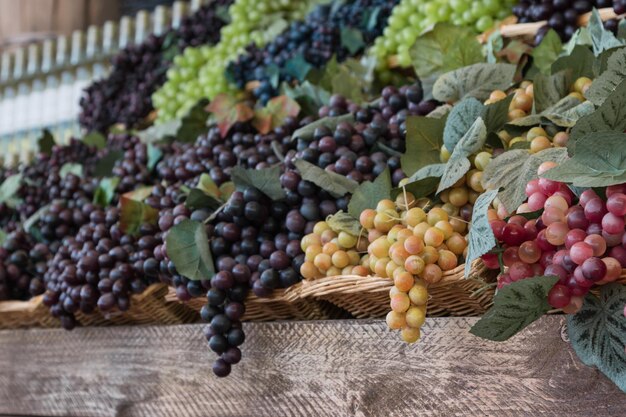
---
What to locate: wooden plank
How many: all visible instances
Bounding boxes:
[86,0,120,27]
[0,317,623,417]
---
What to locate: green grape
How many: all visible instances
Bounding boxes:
[153,0,324,123]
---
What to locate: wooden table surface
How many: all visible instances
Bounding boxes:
[0,317,624,417]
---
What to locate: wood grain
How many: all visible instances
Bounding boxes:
[0,317,624,417]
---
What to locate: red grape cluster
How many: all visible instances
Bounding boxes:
[483,162,624,313]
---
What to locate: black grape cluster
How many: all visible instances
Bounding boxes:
[42,206,161,330]
[512,0,620,43]
[0,231,49,301]
[227,0,399,103]
[79,0,233,133]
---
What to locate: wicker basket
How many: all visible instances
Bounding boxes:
[166,284,348,321]
[298,260,498,319]
[0,284,197,330]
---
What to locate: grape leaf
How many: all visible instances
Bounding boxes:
[326,210,362,237]
[432,63,516,103]
[571,79,626,150]
[0,229,6,245]
[401,115,447,177]
[291,113,355,142]
[252,95,301,134]
[551,45,595,80]
[485,30,503,64]
[123,186,154,202]
[294,159,358,199]
[207,94,254,137]
[584,46,626,106]
[588,8,624,56]
[185,174,225,211]
[22,203,50,234]
[119,193,159,236]
[482,94,514,134]
[437,117,487,194]
[94,150,124,178]
[230,165,286,201]
[443,97,484,152]
[283,54,313,82]
[362,6,381,31]
[567,283,626,392]
[427,104,452,119]
[264,64,280,88]
[93,177,120,207]
[281,81,331,116]
[390,164,444,200]
[542,132,626,187]
[410,23,483,79]
[563,27,592,55]
[59,163,83,179]
[465,190,498,277]
[532,29,563,75]
[144,144,162,172]
[82,131,106,149]
[37,129,55,156]
[347,168,392,218]
[165,219,215,281]
[482,148,568,213]
[0,174,22,205]
[470,276,559,341]
[619,19,626,39]
[340,27,365,55]
[542,96,593,128]
[533,70,572,113]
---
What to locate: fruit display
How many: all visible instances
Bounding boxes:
[1,0,625,394]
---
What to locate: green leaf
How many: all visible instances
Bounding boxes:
[37,129,55,156]
[340,27,365,55]
[147,144,163,172]
[588,8,624,56]
[542,132,626,187]
[485,30,504,64]
[482,94,514,134]
[281,81,331,116]
[363,6,381,31]
[0,229,6,246]
[283,54,313,82]
[82,131,106,149]
[470,276,559,341]
[437,117,487,194]
[543,97,594,128]
[390,164,445,200]
[294,159,358,199]
[347,168,392,218]
[432,63,516,103]
[532,29,563,75]
[571,79,626,149]
[93,177,120,207]
[165,219,215,281]
[23,203,50,233]
[584,47,626,106]
[119,194,159,236]
[94,150,124,178]
[215,5,231,23]
[291,113,354,142]
[465,190,498,277]
[563,27,592,55]
[551,45,595,80]
[185,189,223,211]
[326,210,362,237]
[567,283,626,392]
[230,165,286,201]
[482,148,568,213]
[401,115,447,177]
[138,100,209,143]
[443,97,484,152]
[0,174,22,205]
[410,23,483,80]
[619,19,626,39]
[533,70,572,113]
[509,141,531,150]
[59,163,83,178]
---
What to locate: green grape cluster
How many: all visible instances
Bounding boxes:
[368,0,515,80]
[153,0,323,123]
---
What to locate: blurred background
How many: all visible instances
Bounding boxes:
[0,0,175,52]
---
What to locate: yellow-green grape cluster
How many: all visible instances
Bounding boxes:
[153,0,321,123]
[299,221,370,280]
[359,195,469,343]
[368,0,514,78]
[489,77,592,153]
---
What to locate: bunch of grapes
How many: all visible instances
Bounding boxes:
[368,0,514,76]
[512,0,624,43]
[153,0,324,122]
[361,197,469,342]
[483,162,624,313]
[79,0,233,132]
[227,0,399,103]
[0,231,49,301]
